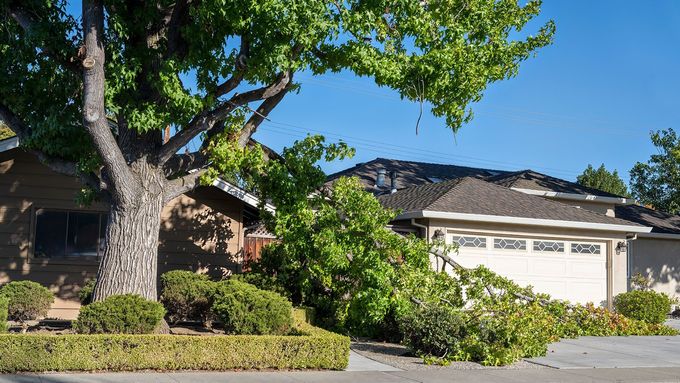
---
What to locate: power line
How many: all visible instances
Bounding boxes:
[258,121,582,178]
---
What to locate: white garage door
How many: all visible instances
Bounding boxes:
[444,233,607,305]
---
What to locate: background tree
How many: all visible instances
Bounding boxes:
[630,129,680,214]
[0,0,554,301]
[576,163,629,197]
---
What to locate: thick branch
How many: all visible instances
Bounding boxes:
[83,0,136,204]
[156,71,292,165]
[164,169,208,203]
[163,151,208,178]
[0,103,105,193]
[236,88,289,147]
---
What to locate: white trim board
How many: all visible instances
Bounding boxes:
[396,210,652,234]
[212,178,275,212]
[0,136,19,152]
[511,187,636,205]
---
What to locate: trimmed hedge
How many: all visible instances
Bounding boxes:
[0,296,8,333]
[0,309,349,372]
[614,290,673,324]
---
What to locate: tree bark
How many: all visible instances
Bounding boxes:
[92,162,166,302]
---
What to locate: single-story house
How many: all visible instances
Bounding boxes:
[328,158,680,307]
[0,136,272,319]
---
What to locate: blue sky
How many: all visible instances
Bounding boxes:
[250,1,680,183]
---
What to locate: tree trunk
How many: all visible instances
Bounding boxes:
[92,163,165,302]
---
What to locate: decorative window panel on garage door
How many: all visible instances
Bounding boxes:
[445,233,606,305]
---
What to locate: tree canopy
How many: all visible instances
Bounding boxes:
[576,164,629,197]
[630,129,680,214]
[0,0,554,301]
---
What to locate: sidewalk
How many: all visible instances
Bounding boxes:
[3,368,680,383]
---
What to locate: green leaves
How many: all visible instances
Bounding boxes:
[577,163,630,197]
[630,128,680,213]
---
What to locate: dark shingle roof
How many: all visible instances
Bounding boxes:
[486,170,625,198]
[614,205,680,234]
[326,158,507,191]
[378,177,644,227]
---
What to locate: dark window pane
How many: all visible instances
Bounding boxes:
[34,210,67,258]
[66,212,100,256]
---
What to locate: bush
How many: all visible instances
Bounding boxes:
[0,296,8,333]
[212,280,293,335]
[614,290,673,324]
[79,279,96,305]
[399,305,466,358]
[0,309,349,372]
[160,270,216,324]
[73,295,165,334]
[0,281,54,322]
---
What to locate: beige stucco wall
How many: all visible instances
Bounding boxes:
[0,149,245,319]
[629,236,680,300]
[422,218,629,307]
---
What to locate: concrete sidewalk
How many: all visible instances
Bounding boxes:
[3,368,680,383]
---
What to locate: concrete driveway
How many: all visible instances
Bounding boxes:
[528,335,680,369]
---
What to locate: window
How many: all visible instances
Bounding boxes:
[494,238,526,250]
[34,209,107,258]
[451,235,486,248]
[533,240,565,253]
[571,242,601,255]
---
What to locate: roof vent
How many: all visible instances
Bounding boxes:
[376,169,386,187]
[390,171,398,193]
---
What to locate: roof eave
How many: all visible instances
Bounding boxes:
[211,178,275,212]
[396,210,652,234]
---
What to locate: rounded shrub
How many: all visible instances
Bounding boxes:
[74,294,166,334]
[0,295,8,333]
[79,279,96,305]
[0,281,54,321]
[398,304,466,358]
[212,280,293,335]
[614,290,673,324]
[160,270,216,323]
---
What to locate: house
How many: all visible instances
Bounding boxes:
[0,136,271,319]
[329,158,680,307]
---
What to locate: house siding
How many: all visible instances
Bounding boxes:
[0,149,245,319]
[629,236,680,300]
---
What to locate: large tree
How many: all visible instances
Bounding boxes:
[0,0,554,301]
[630,129,680,214]
[577,163,629,197]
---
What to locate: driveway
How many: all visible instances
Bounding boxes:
[528,334,680,369]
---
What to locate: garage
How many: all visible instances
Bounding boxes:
[444,233,607,305]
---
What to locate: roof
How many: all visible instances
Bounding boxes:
[326,157,508,191]
[486,170,625,198]
[614,204,680,235]
[378,177,647,230]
